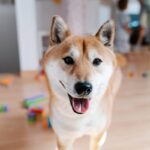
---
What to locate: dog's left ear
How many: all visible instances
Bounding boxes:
[50,15,71,45]
[95,20,115,48]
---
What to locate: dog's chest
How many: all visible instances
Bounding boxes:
[51,100,107,137]
[85,110,107,135]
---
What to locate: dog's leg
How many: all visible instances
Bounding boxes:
[90,131,107,150]
[56,136,75,150]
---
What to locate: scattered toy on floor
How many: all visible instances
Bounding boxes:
[27,111,37,124]
[23,94,46,108]
[128,71,135,78]
[0,77,15,87]
[35,69,45,81]
[27,107,52,129]
[42,117,52,129]
[27,106,44,123]
[0,104,8,113]
[30,107,44,114]
[142,72,148,78]
[31,107,45,120]
[53,0,62,5]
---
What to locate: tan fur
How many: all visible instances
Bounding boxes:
[44,73,56,116]
[43,36,116,80]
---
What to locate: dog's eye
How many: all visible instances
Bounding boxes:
[93,58,102,66]
[63,56,74,65]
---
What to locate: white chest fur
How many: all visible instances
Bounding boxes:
[50,97,107,139]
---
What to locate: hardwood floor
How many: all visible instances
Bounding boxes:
[0,50,150,150]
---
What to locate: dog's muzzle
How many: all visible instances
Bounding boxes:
[59,80,92,114]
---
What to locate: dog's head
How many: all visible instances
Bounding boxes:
[43,16,116,115]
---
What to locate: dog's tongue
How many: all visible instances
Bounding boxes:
[72,98,89,113]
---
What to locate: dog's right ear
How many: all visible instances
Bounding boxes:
[50,15,71,45]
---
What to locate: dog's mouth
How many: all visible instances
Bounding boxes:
[59,81,90,114]
[68,94,90,114]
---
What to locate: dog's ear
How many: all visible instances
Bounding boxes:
[95,20,115,48]
[50,15,71,45]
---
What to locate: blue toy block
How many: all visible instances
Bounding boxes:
[47,117,52,128]
[0,105,8,113]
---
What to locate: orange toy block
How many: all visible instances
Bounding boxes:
[0,77,15,86]
[128,72,135,78]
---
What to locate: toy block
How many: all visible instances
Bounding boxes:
[0,105,8,113]
[23,94,46,108]
[0,77,14,87]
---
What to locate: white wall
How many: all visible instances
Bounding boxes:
[83,0,101,34]
[60,0,84,34]
[36,0,60,60]
[15,0,60,71]
[83,0,111,34]
[36,0,59,32]
[98,3,111,27]
[15,0,39,71]
[60,0,111,35]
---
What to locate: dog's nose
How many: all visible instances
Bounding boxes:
[75,82,92,96]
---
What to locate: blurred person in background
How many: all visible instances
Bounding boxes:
[139,0,150,45]
[115,0,132,54]
[129,1,145,50]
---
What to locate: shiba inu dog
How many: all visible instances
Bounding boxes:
[43,15,121,150]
